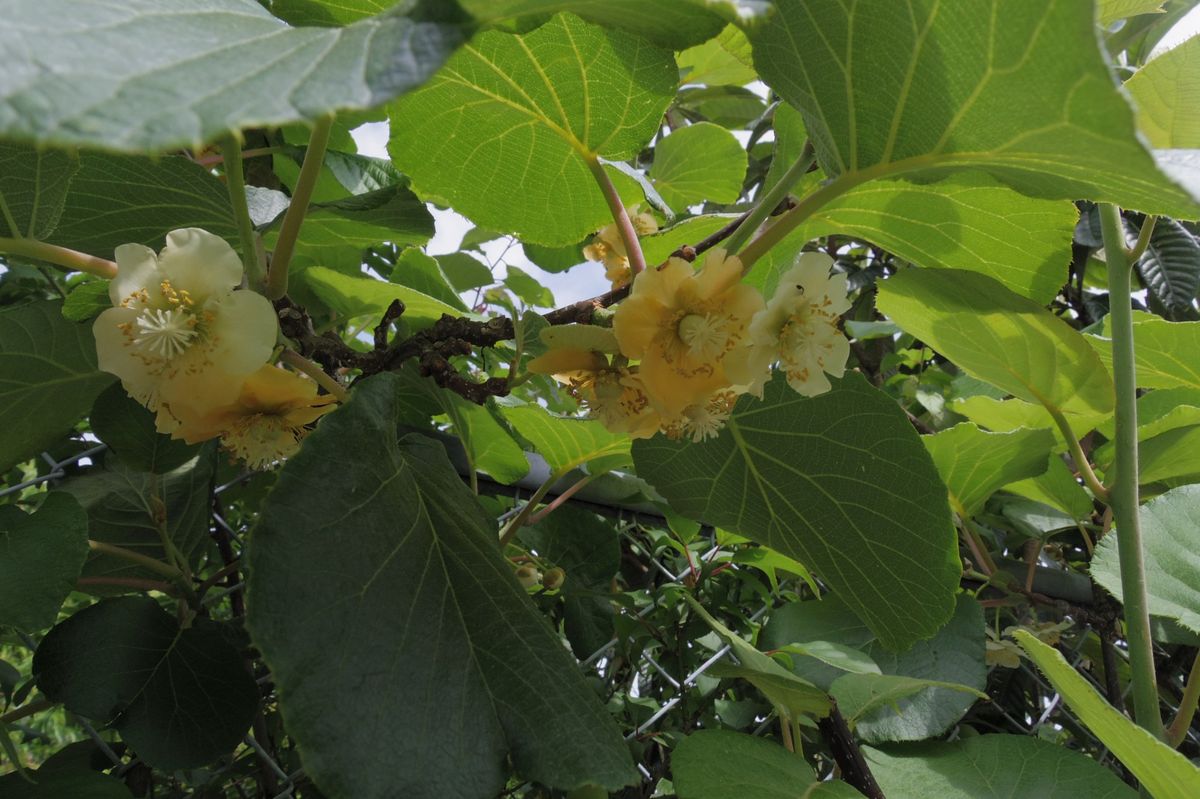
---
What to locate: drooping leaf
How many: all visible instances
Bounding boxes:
[503,404,632,476]
[640,215,738,265]
[504,265,556,308]
[763,101,809,191]
[1088,311,1200,389]
[776,641,880,677]
[749,0,1199,217]
[0,300,114,473]
[922,423,1056,517]
[1126,35,1200,149]
[650,122,747,209]
[762,595,986,743]
[1133,218,1200,318]
[46,153,237,257]
[865,735,1137,799]
[388,248,468,311]
[750,172,1078,305]
[1092,484,1200,634]
[64,452,217,586]
[0,0,464,152]
[635,373,960,651]
[457,0,727,49]
[34,597,258,769]
[951,395,1107,448]
[1014,630,1200,799]
[389,13,676,245]
[878,269,1115,417]
[672,730,862,799]
[89,383,201,474]
[0,493,89,632]
[304,265,460,326]
[246,374,637,798]
[0,141,77,239]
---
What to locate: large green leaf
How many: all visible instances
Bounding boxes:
[389,13,676,245]
[304,265,460,326]
[246,373,637,798]
[650,122,748,210]
[1088,311,1200,389]
[748,172,1078,305]
[0,493,89,632]
[0,0,464,152]
[503,404,632,475]
[1092,484,1200,634]
[923,423,1055,517]
[762,595,986,743]
[865,735,1137,799]
[878,269,1115,417]
[1126,35,1200,149]
[457,0,728,49]
[672,730,862,799]
[46,153,237,257]
[0,300,114,473]
[89,383,201,474]
[1004,456,1096,520]
[0,142,76,239]
[1099,0,1168,26]
[34,597,258,770]
[270,0,398,27]
[634,373,960,651]
[677,25,758,87]
[1015,630,1200,799]
[749,0,1199,217]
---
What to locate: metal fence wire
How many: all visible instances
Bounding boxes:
[3,443,1191,797]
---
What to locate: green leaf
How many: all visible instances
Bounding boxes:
[1014,629,1200,799]
[438,252,495,291]
[685,595,831,719]
[650,122,747,209]
[264,185,434,274]
[89,383,201,474]
[34,597,258,769]
[64,453,216,586]
[777,641,881,676]
[672,730,861,799]
[749,0,1199,217]
[1088,311,1200,389]
[0,493,89,632]
[60,281,111,323]
[458,0,726,49]
[246,374,637,797]
[0,142,77,239]
[1099,0,1166,26]
[389,13,676,246]
[1135,424,1200,485]
[923,423,1055,517]
[747,172,1079,305]
[388,248,468,311]
[951,395,1107,448]
[504,265,556,308]
[877,269,1115,417]
[1126,35,1200,149]
[304,265,460,326]
[0,300,115,473]
[1092,484,1200,634]
[270,0,396,26]
[762,595,986,743]
[831,673,987,726]
[1134,218,1200,319]
[764,102,808,191]
[503,404,632,476]
[640,215,738,265]
[677,25,757,87]
[45,153,237,257]
[0,766,135,799]
[865,734,1138,799]
[1004,457,1095,520]
[635,373,960,651]
[0,0,464,152]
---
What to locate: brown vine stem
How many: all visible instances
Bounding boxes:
[585,155,647,276]
[817,702,885,799]
[266,114,335,300]
[527,473,596,525]
[0,237,117,279]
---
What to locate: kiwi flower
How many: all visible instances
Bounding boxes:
[92,228,277,419]
[583,209,658,290]
[527,347,663,439]
[612,248,763,416]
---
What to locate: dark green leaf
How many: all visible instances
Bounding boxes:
[673,730,862,799]
[89,383,201,474]
[0,766,134,799]
[246,373,637,798]
[0,300,114,473]
[865,735,1138,799]
[0,0,464,152]
[0,142,77,239]
[34,597,258,769]
[1135,218,1200,319]
[389,13,676,245]
[0,493,89,632]
[438,252,495,291]
[635,374,960,650]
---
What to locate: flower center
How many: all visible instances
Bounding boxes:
[224,414,303,470]
[133,307,198,358]
[678,313,731,359]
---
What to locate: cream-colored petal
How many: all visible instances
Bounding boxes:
[109,244,160,305]
[203,290,278,375]
[159,228,244,302]
[93,306,159,393]
[724,343,773,396]
[613,294,669,359]
[694,248,744,299]
[723,284,766,332]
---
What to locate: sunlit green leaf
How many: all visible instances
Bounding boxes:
[1126,35,1200,149]
[1099,0,1166,26]
[677,25,757,87]
[304,265,459,325]
[458,0,727,49]
[923,423,1055,517]
[1088,311,1200,389]
[503,404,632,475]
[650,122,747,209]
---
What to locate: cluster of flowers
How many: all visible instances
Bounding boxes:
[582,210,659,290]
[530,248,851,442]
[94,229,336,468]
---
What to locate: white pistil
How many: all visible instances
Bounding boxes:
[133,307,198,358]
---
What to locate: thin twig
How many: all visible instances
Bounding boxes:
[726,141,816,257]
[220,134,266,287]
[1167,648,1200,747]
[267,114,335,300]
[816,702,885,799]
